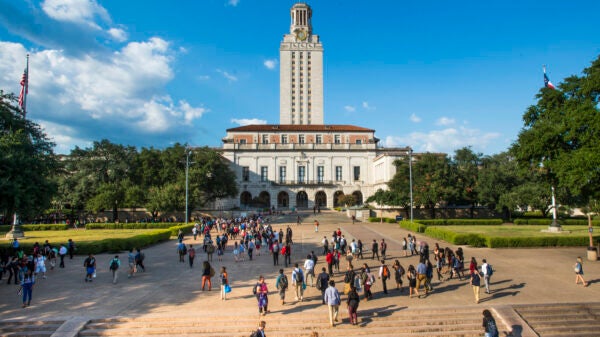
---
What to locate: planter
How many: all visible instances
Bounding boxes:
[587,246,598,261]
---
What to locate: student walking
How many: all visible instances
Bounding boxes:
[471,270,481,304]
[188,245,196,268]
[574,256,589,287]
[346,285,360,325]
[255,275,269,316]
[201,261,213,291]
[127,249,136,278]
[83,254,96,282]
[323,280,341,327]
[482,309,500,337]
[109,255,121,284]
[481,258,492,293]
[20,269,35,307]
[275,269,289,305]
[220,266,229,300]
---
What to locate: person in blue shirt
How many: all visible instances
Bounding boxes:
[21,269,35,307]
[323,280,341,327]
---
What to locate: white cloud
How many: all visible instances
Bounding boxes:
[231,118,267,126]
[436,117,456,126]
[38,120,92,154]
[0,40,208,152]
[409,113,421,123]
[107,27,128,42]
[228,0,240,6]
[362,101,375,110]
[344,105,356,112]
[217,69,238,82]
[384,126,501,154]
[197,75,211,80]
[42,0,109,28]
[263,59,277,70]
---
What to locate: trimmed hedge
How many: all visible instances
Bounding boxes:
[368,217,399,223]
[399,221,426,233]
[0,224,68,232]
[514,219,600,226]
[85,223,180,230]
[418,219,503,226]
[487,235,600,248]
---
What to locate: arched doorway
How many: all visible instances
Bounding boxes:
[258,191,271,208]
[333,191,345,207]
[296,191,308,208]
[352,191,363,206]
[277,191,289,208]
[315,191,327,207]
[240,191,252,208]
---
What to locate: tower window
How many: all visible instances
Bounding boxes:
[316,135,322,144]
[299,134,305,144]
[281,135,288,144]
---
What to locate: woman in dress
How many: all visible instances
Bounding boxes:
[256,275,269,315]
[574,256,589,287]
[407,264,418,298]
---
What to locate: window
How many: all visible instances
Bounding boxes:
[356,139,362,144]
[279,166,286,184]
[298,166,305,183]
[317,166,324,183]
[335,166,342,181]
[334,135,341,144]
[316,135,322,144]
[242,167,249,182]
[292,52,295,58]
[261,166,268,182]
[281,135,288,144]
[262,135,269,144]
[299,134,305,144]
[239,139,247,144]
[353,166,361,181]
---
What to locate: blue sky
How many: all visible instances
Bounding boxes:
[1,0,599,155]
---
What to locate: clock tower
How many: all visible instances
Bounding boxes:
[280,2,324,125]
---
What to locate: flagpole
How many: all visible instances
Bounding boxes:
[23,54,29,118]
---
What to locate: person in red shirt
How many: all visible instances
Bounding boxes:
[326,251,334,276]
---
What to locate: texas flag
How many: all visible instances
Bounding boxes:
[544,72,555,90]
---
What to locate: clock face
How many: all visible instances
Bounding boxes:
[296,29,307,41]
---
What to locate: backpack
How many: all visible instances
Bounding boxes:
[280,275,288,289]
[109,259,119,271]
[294,270,304,283]
[252,282,259,295]
[486,318,499,337]
[250,330,261,337]
[344,270,355,284]
[382,265,390,279]
[486,264,493,276]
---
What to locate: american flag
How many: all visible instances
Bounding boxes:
[18,69,28,109]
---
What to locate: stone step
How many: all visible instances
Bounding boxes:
[0,321,65,337]
[0,331,56,337]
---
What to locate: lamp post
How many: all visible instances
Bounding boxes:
[409,147,414,223]
[185,147,191,224]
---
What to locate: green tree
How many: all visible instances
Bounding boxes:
[477,152,522,219]
[451,147,481,217]
[413,153,456,218]
[512,55,600,207]
[0,92,58,223]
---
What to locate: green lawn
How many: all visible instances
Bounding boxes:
[432,225,593,237]
[0,229,164,252]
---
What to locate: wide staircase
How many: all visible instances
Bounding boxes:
[77,306,490,337]
[0,320,65,337]
[514,302,600,337]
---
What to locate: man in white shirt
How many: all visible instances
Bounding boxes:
[481,259,491,294]
[34,253,47,279]
[58,244,67,268]
[303,255,315,287]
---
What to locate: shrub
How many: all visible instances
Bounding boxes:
[85,223,181,230]
[487,235,600,248]
[399,221,426,233]
[418,219,503,226]
[0,224,68,232]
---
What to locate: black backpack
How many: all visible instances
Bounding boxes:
[110,259,119,270]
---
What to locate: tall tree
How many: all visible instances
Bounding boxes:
[412,153,456,218]
[452,147,481,217]
[512,55,600,207]
[0,92,58,223]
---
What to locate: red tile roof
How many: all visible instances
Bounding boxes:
[226,124,375,132]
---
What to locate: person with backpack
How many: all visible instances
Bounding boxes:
[482,309,500,337]
[275,269,288,305]
[371,239,379,260]
[481,258,493,293]
[378,259,390,295]
[316,267,330,304]
[177,241,187,263]
[109,255,120,284]
[250,320,266,337]
[574,256,588,287]
[219,266,229,301]
[392,259,405,292]
[201,260,213,291]
[304,255,315,287]
[380,239,387,260]
[188,245,196,268]
[292,263,305,301]
[135,248,145,272]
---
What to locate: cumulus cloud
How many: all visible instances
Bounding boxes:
[362,101,375,110]
[436,117,455,126]
[231,118,267,126]
[263,59,277,70]
[0,40,209,153]
[409,113,421,123]
[107,27,127,42]
[41,0,109,26]
[37,120,92,154]
[344,105,356,112]
[217,69,238,82]
[383,126,501,154]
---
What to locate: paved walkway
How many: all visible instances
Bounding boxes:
[0,210,598,334]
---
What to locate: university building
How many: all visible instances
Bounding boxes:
[219,2,410,211]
